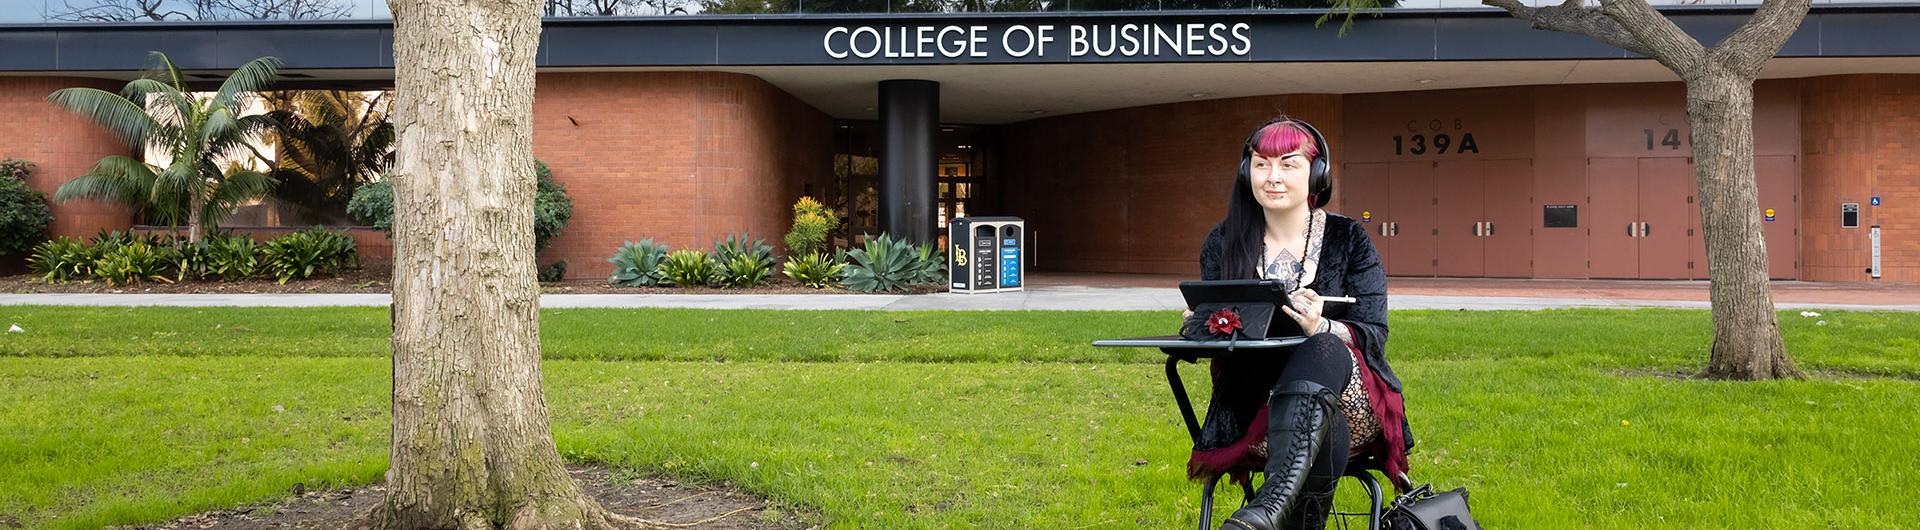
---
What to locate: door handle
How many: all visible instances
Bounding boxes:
[1381,222,1390,237]
[1486,222,1495,236]
[1641,222,1651,237]
[1472,222,1482,237]
[1629,223,1637,238]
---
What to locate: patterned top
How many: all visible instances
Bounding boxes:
[1256,209,1380,448]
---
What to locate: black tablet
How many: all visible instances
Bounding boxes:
[1179,279,1304,337]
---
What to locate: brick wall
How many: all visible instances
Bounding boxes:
[531,71,833,279]
[1802,75,1920,282]
[1000,95,1340,275]
[0,77,135,239]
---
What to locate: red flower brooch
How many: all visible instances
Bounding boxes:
[1206,307,1243,338]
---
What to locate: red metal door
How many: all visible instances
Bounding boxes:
[1339,163,1393,270]
[1482,159,1534,278]
[1387,161,1437,277]
[1435,161,1486,277]
[1757,155,1800,280]
[1588,158,1640,279]
[1638,158,1693,279]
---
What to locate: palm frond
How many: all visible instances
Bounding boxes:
[203,167,278,227]
[214,56,282,108]
[146,51,189,94]
[45,88,157,148]
[52,156,159,205]
[123,78,194,129]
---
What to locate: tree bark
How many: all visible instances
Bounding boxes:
[187,190,204,244]
[1483,0,1809,380]
[366,0,626,528]
[1688,75,1803,380]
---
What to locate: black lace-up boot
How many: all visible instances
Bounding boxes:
[1219,380,1335,530]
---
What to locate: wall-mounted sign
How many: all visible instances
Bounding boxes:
[1765,208,1777,222]
[823,22,1251,61]
[1544,204,1577,228]
[1842,203,1859,228]
[1872,196,1881,206]
[1361,211,1373,223]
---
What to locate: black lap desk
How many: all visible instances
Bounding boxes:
[1091,335,1308,445]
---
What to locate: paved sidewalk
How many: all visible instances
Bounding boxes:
[3,280,1915,311]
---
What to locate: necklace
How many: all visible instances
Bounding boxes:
[1259,211,1318,292]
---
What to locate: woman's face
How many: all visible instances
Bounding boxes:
[1249,149,1313,212]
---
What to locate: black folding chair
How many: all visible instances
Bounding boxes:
[1092,335,1390,530]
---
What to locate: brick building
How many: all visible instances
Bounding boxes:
[1,2,1913,281]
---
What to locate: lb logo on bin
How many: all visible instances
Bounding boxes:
[1764,208,1776,222]
[1361,211,1372,223]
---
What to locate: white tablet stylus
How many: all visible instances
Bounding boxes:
[1320,296,1358,304]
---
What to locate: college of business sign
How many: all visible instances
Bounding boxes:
[820,22,1253,61]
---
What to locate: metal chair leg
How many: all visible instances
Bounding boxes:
[1200,474,1220,530]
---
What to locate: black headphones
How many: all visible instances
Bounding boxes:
[1240,116,1333,208]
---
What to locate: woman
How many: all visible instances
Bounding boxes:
[1183,117,1412,530]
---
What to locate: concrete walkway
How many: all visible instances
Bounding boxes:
[3,281,1915,311]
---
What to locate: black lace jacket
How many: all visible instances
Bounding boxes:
[1199,212,1401,393]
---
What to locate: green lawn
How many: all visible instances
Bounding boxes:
[1,307,1915,529]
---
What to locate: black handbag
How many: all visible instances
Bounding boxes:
[1383,483,1483,530]
[1180,301,1278,342]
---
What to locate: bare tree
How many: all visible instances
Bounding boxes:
[47,0,349,21]
[544,0,690,15]
[48,0,213,21]
[1477,0,1808,380]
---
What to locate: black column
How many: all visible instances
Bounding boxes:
[879,79,938,245]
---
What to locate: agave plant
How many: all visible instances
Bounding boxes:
[782,252,846,289]
[717,253,772,288]
[659,249,718,288]
[607,239,670,287]
[912,241,947,285]
[712,233,775,288]
[47,52,282,243]
[841,233,925,293]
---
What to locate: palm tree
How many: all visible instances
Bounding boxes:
[48,51,281,243]
[258,90,394,224]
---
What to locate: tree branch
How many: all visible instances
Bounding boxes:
[1596,0,1707,75]
[1712,0,1813,77]
[1481,0,1657,58]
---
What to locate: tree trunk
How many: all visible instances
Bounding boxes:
[187,190,204,244]
[1686,74,1804,380]
[366,0,622,528]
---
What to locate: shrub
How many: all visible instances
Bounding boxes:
[717,253,772,288]
[607,239,671,287]
[260,228,358,284]
[782,252,845,289]
[0,159,54,258]
[348,160,574,252]
[92,240,173,286]
[27,238,95,283]
[712,233,775,289]
[538,260,568,283]
[784,196,839,256]
[196,235,260,281]
[531,162,574,253]
[658,249,718,288]
[912,240,948,285]
[842,233,929,293]
[345,178,394,231]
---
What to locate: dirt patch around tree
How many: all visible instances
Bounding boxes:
[115,465,815,530]
[1,269,945,296]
